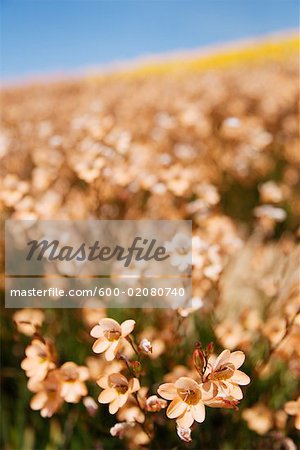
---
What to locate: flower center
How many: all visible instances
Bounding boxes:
[111,382,128,394]
[104,330,121,342]
[211,363,235,381]
[178,388,201,405]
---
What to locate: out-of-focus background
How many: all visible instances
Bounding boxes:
[1,1,299,450]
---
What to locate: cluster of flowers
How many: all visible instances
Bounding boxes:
[15,310,253,444]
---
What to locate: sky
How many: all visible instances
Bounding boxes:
[1,0,299,81]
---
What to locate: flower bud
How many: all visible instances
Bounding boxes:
[177,426,192,442]
[131,360,142,375]
[139,338,152,354]
[83,396,98,417]
[206,342,214,355]
[193,347,205,373]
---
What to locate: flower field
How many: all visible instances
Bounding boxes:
[0,35,299,450]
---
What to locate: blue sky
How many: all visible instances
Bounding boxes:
[1,0,298,80]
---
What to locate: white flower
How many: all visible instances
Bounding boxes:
[139,338,152,354]
[165,233,191,272]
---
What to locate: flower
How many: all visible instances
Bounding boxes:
[145,395,167,412]
[59,362,89,403]
[90,318,135,361]
[242,403,273,435]
[110,422,133,438]
[13,309,44,336]
[165,233,191,272]
[139,338,152,354]
[284,397,300,430]
[86,356,123,381]
[97,373,140,414]
[177,426,192,442]
[21,339,56,385]
[158,377,207,428]
[203,350,250,400]
[30,369,63,417]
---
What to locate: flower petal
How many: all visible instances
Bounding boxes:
[129,378,140,393]
[191,402,205,423]
[30,392,46,410]
[121,320,135,337]
[105,340,120,361]
[176,410,194,428]
[167,398,187,419]
[229,351,245,369]
[109,397,120,414]
[118,393,129,408]
[90,324,104,338]
[98,388,117,404]
[157,383,177,400]
[231,370,250,385]
[97,376,109,389]
[92,337,110,354]
[214,350,230,370]
[228,383,243,400]
[99,318,121,333]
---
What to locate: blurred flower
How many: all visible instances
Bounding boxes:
[165,233,191,272]
[30,369,63,418]
[145,395,167,412]
[110,422,133,438]
[284,397,300,430]
[90,318,135,361]
[59,362,89,403]
[83,396,99,416]
[13,309,44,336]
[21,339,56,385]
[242,403,273,435]
[86,356,123,381]
[259,181,284,203]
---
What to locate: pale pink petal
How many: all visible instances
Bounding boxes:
[121,320,135,337]
[109,397,120,414]
[227,383,243,400]
[229,351,245,369]
[109,373,128,386]
[30,392,47,410]
[98,388,117,404]
[118,393,129,408]
[214,350,230,370]
[99,318,121,333]
[231,370,250,385]
[191,402,205,423]
[167,398,187,419]
[201,381,218,401]
[97,376,109,389]
[175,377,200,392]
[105,340,120,361]
[176,410,194,428]
[157,383,177,400]
[129,378,140,393]
[92,337,110,354]
[90,325,104,338]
